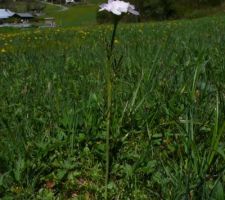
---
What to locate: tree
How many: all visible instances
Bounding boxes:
[2,0,14,9]
[133,0,176,20]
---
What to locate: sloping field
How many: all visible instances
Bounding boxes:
[42,1,225,27]
[44,3,98,27]
[0,15,225,199]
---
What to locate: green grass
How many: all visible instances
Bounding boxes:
[0,15,225,199]
[43,3,62,14]
[44,4,98,27]
[41,1,225,27]
[174,2,225,19]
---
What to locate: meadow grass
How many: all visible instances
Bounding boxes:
[0,15,225,199]
[44,4,98,27]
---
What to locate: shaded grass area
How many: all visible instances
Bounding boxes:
[174,2,225,19]
[0,15,225,199]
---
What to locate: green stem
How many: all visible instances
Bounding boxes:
[105,19,119,200]
[110,20,119,54]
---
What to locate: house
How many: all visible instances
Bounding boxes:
[65,0,80,4]
[0,9,36,27]
[65,0,74,3]
[14,13,34,20]
[0,9,15,20]
[0,9,34,23]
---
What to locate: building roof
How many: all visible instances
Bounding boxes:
[15,13,33,18]
[0,9,15,19]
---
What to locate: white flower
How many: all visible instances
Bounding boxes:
[99,0,139,16]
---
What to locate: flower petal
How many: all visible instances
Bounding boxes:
[129,4,135,9]
[99,3,107,8]
[98,0,139,16]
[128,7,139,15]
[111,7,122,15]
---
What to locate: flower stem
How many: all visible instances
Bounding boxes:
[110,19,119,54]
[105,18,118,200]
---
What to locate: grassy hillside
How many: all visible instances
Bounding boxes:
[0,1,98,27]
[1,0,225,27]
[44,4,98,27]
[174,1,225,19]
[42,1,225,27]
[0,14,225,199]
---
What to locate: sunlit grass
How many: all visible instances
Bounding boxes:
[0,15,225,199]
[44,4,98,27]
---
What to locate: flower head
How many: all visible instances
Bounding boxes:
[99,0,139,16]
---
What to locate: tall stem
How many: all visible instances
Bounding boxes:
[105,19,118,200]
[110,20,119,55]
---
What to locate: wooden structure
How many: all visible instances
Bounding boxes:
[44,17,56,27]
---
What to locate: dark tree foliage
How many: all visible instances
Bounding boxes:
[134,0,225,20]
[136,0,176,20]
[180,0,224,8]
[97,0,225,23]
[0,0,46,12]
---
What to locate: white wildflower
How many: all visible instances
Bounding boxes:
[99,0,139,16]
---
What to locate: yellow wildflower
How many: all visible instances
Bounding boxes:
[115,39,119,44]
